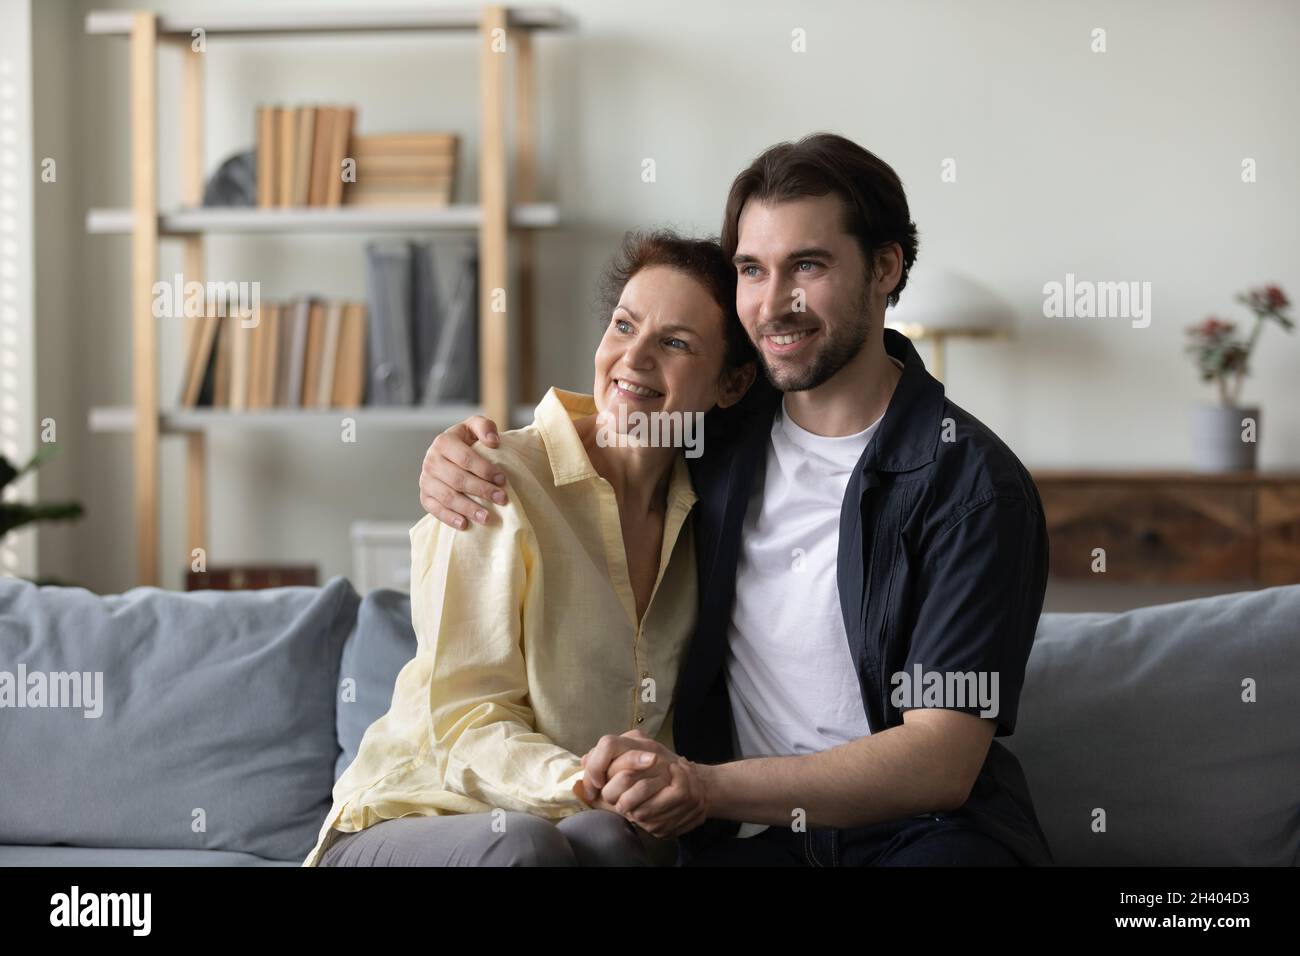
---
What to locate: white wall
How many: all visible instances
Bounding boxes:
[31,0,1300,593]
[2,0,38,579]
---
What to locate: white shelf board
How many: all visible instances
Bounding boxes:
[86,204,560,235]
[89,405,536,434]
[86,7,576,37]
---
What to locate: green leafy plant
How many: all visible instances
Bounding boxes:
[1185,285,1293,406]
[0,447,83,539]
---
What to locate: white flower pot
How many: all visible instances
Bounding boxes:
[1191,404,1259,472]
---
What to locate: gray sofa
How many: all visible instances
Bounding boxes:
[1,576,1295,866]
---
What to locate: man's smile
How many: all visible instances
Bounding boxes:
[762,327,819,356]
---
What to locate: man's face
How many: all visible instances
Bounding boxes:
[733,194,873,392]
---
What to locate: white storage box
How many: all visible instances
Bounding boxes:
[350,521,415,593]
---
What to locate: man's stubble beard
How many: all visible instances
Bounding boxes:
[760,284,874,393]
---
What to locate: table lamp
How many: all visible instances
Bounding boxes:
[885,269,1015,381]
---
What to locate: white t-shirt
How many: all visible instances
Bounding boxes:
[725,360,899,836]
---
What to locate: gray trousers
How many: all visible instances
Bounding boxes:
[317,809,678,867]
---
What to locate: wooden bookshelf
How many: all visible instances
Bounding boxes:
[87,6,572,586]
[85,7,576,36]
[88,405,538,434]
[86,204,561,234]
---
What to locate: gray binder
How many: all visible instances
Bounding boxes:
[410,239,442,401]
[421,242,478,405]
[363,241,417,406]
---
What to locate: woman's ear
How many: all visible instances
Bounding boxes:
[716,361,757,409]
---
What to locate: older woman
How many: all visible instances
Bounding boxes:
[304,231,754,866]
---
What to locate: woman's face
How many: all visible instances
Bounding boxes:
[592,265,748,430]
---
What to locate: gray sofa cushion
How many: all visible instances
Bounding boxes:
[335,588,416,780]
[0,576,358,862]
[0,845,298,866]
[1005,584,1300,866]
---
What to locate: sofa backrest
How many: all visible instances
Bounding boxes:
[335,588,416,780]
[1005,584,1300,866]
[11,573,1286,867]
[0,575,358,862]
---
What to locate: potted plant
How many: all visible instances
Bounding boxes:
[1,448,83,582]
[1185,285,1293,471]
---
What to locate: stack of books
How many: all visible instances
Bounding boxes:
[255,105,357,208]
[344,133,458,206]
[179,299,368,410]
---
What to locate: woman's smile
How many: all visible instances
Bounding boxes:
[610,377,665,403]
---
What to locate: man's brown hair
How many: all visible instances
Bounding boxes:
[721,132,920,307]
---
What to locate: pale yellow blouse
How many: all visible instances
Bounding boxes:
[303,388,699,866]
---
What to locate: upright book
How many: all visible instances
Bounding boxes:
[256,106,278,208]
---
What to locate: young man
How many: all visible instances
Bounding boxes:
[417,133,1053,866]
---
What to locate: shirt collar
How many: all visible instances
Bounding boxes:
[860,328,948,475]
[532,387,698,509]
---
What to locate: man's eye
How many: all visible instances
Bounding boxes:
[614,318,632,333]
[740,265,760,278]
[796,260,818,272]
[666,338,688,350]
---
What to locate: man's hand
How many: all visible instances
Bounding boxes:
[579,730,710,839]
[621,760,709,839]
[418,416,508,529]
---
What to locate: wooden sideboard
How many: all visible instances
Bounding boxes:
[1031,471,1300,586]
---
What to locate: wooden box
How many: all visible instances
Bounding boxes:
[186,565,319,591]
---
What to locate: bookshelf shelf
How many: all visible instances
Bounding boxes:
[87,5,569,586]
[86,203,561,235]
[88,404,536,434]
[86,7,576,37]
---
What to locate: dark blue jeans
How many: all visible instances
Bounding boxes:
[682,811,1023,866]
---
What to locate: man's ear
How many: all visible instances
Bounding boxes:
[716,361,757,409]
[874,242,903,296]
